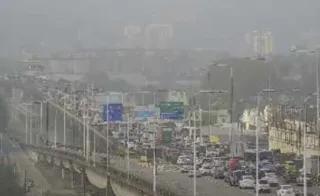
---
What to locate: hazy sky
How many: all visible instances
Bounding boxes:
[1,0,320,55]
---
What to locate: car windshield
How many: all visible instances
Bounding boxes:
[259,180,268,184]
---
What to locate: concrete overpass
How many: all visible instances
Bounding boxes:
[5,79,263,196]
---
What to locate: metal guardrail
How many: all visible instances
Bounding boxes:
[23,144,180,196]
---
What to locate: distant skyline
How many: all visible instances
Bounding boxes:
[0,0,320,56]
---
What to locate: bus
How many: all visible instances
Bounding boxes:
[244,149,273,163]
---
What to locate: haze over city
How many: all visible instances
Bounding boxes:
[0,0,320,56]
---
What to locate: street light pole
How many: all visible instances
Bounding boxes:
[152,121,157,196]
[290,47,320,175]
[229,66,234,145]
[210,63,234,152]
[25,105,28,144]
[126,113,130,180]
[304,98,309,196]
[54,116,57,148]
[193,108,197,196]
[316,51,320,176]
[255,91,263,196]
[255,88,276,196]
[199,90,228,139]
[40,102,43,134]
[29,105,33,145]
[63,97,66,149]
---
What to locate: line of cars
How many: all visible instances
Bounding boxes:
[177,153,313,196]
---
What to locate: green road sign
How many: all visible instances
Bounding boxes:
[159,101,184,119]
[161,126,173,146]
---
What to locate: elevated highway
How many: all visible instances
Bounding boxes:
[5,78,260,196]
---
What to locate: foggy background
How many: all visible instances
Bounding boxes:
[1,0,320,57]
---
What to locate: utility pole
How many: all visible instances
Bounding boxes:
[229,67,234,156]
[46,102,49,146]
[63,96,66,149]
[25,105,28,144]
[317,50,320,176]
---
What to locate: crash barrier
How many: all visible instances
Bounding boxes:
[21,144,182,196]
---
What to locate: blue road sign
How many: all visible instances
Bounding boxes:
[159,101,184,120]
[103,103,123,121]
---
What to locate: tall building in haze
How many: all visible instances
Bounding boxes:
[252,30,273,57]
[144,24,174,49]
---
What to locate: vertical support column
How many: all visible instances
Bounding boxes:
[86,121,90,163]
[25,107,28,144]
[70,170,74,189]
[63,97,66,149]
[46,102,49,146]
[61,168,65,179]
[29,105,33,145]
[81,170,84,186]
[82,170,86,196]
[105,176,109,196]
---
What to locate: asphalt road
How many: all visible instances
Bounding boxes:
[109,156,320,196]
[9,144,52,190]
[109,156,249,196]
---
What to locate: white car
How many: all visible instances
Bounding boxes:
[180,165,192,173]
[255,179,271,193]
[277,185,294,196]
[188,169,201,178]
[280,189,295,196]
[239,175,255,189]
[195,158,203,166]
[263,172,279,187]
[297,173,313,186]
[177,156,187,165]
[199,165,212,176]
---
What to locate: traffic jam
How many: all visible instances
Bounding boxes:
[174,142,320,196]
[14,74,320,196]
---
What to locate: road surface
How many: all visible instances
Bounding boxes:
[109,156,320,196]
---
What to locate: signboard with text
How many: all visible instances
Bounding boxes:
[133,106,155,120]
[103,103,123,121]
[159,101,184,119]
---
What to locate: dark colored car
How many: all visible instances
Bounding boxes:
[214,166,225,179]
[229,170,245,186]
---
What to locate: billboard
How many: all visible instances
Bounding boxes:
[103,103,123,121]
[159,101,184,119]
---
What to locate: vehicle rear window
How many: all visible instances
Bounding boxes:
[259,180,268,184]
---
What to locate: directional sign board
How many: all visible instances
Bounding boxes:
[159,101,184,120]
[103,103,123,121]
[161,126,173,146]
[133,106,155,120]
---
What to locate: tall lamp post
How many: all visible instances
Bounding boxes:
[199,90,228,137]
[256,88,276,196]
[290,47,320,175]
[303,96,312,196]
[256,88,300,196]
[210,63,234,142]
